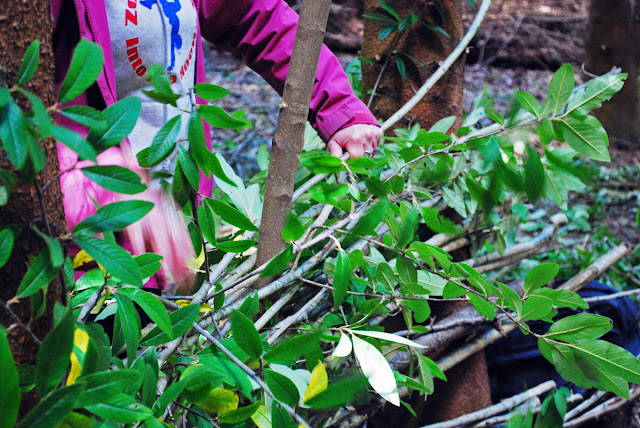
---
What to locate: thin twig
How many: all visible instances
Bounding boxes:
[192,323,311,428]
[173,401,220,427]
[0,300,42,345]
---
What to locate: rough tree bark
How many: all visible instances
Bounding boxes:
[362,0,466,129]
[255,0,332,288]
[0,0,68,415]
[585,0,640,147]
[362,1,492,425]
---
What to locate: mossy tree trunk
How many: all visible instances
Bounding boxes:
[0,0,68,416]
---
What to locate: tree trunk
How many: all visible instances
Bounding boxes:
[362,0,465,130]
[0,0,68,415]
[255,0,332,288]
[362,1,492,424]
[585,0,640,148]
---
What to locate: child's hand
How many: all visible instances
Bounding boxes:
[327,124,382,158]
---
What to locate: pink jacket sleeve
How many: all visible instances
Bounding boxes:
[199,0,378,142]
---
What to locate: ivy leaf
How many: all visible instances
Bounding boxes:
[74,235,142,286]
[58,39,104,103]
[74,200,154,235]
[230,310,262,360]
[544,313,612,342]
[0,326,20,428]
[547,64,575,116]
[352,335,399,406]
[524,263,559,296]
[557,116,610,162]
[81,165,147,194]
[194,83,231,101]
[36,309,74,396]
[333,250,352,308]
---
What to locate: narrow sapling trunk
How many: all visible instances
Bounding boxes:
[255,0,332,288]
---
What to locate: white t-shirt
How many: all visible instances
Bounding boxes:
[105,0,199,183]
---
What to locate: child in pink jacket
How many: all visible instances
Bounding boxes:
[53,0,381,290]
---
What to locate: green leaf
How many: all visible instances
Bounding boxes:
[300,151,345,174]
[498,283,522,317]
[272,403,296,428]
[141,303,199,346]
[524,263,559,296]
[74,200,153,235]
[206,198,258,232]
[333,250,352,308]
[33,226,63,268]
[60,105,106,129]
[219,401,261,424]
[16,40,40,86]
[177,146,200,190]
[142,115,181,167]
[531,288,588,309]
[215,239,255,253]
[264,333,320,363]
[75,370,142,407]
[81,165,147,194]
[115,293,140,364]
[566,73,626,118]
[36,309,74,396]
[74,235,142,286]
[543,168,568,210]
[50,125,97,161]
[282,211,305,242]
[58,39,104,103]
[515,90,541,119]
[142,65,180,106]
[0,326,20,428]
[352,334,399,406]
[544,313,612,342]
[194,83,231,101]
[264,369,300,406]
[557,116,610,162]
[305,375,369,409]
[85,393,153,423]
[213,154,262,221]
[188,112,235,185]
[396,56,407,81]
[547,64,575,116]
[197,203,217,245]
[123,288,172,337]
[153,380,186,417]
[469,294,496,320]
[0,229,14,269]
[16,247,58,299]
[520,296,553,321]
[230,310,262,359]
[524,145,545,203]
[0,99,29,169]
[135,253,162,279]
[199,105,250,129]
[19,88,52,137]
[260,244,293,277]
[88,97,142,153]
[194,388,239,413]
[378,0,400,20]
[363,12,399,27]
[17,384,84,428]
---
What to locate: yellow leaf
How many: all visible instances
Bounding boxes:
[73,328,90,353]
[72,250,93,269]
[175,300,212,313]
[189,248,206,270]
[195,388,239,413]
[67,352,82,385]
[302,362,328,403]
[251,404,271,428]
